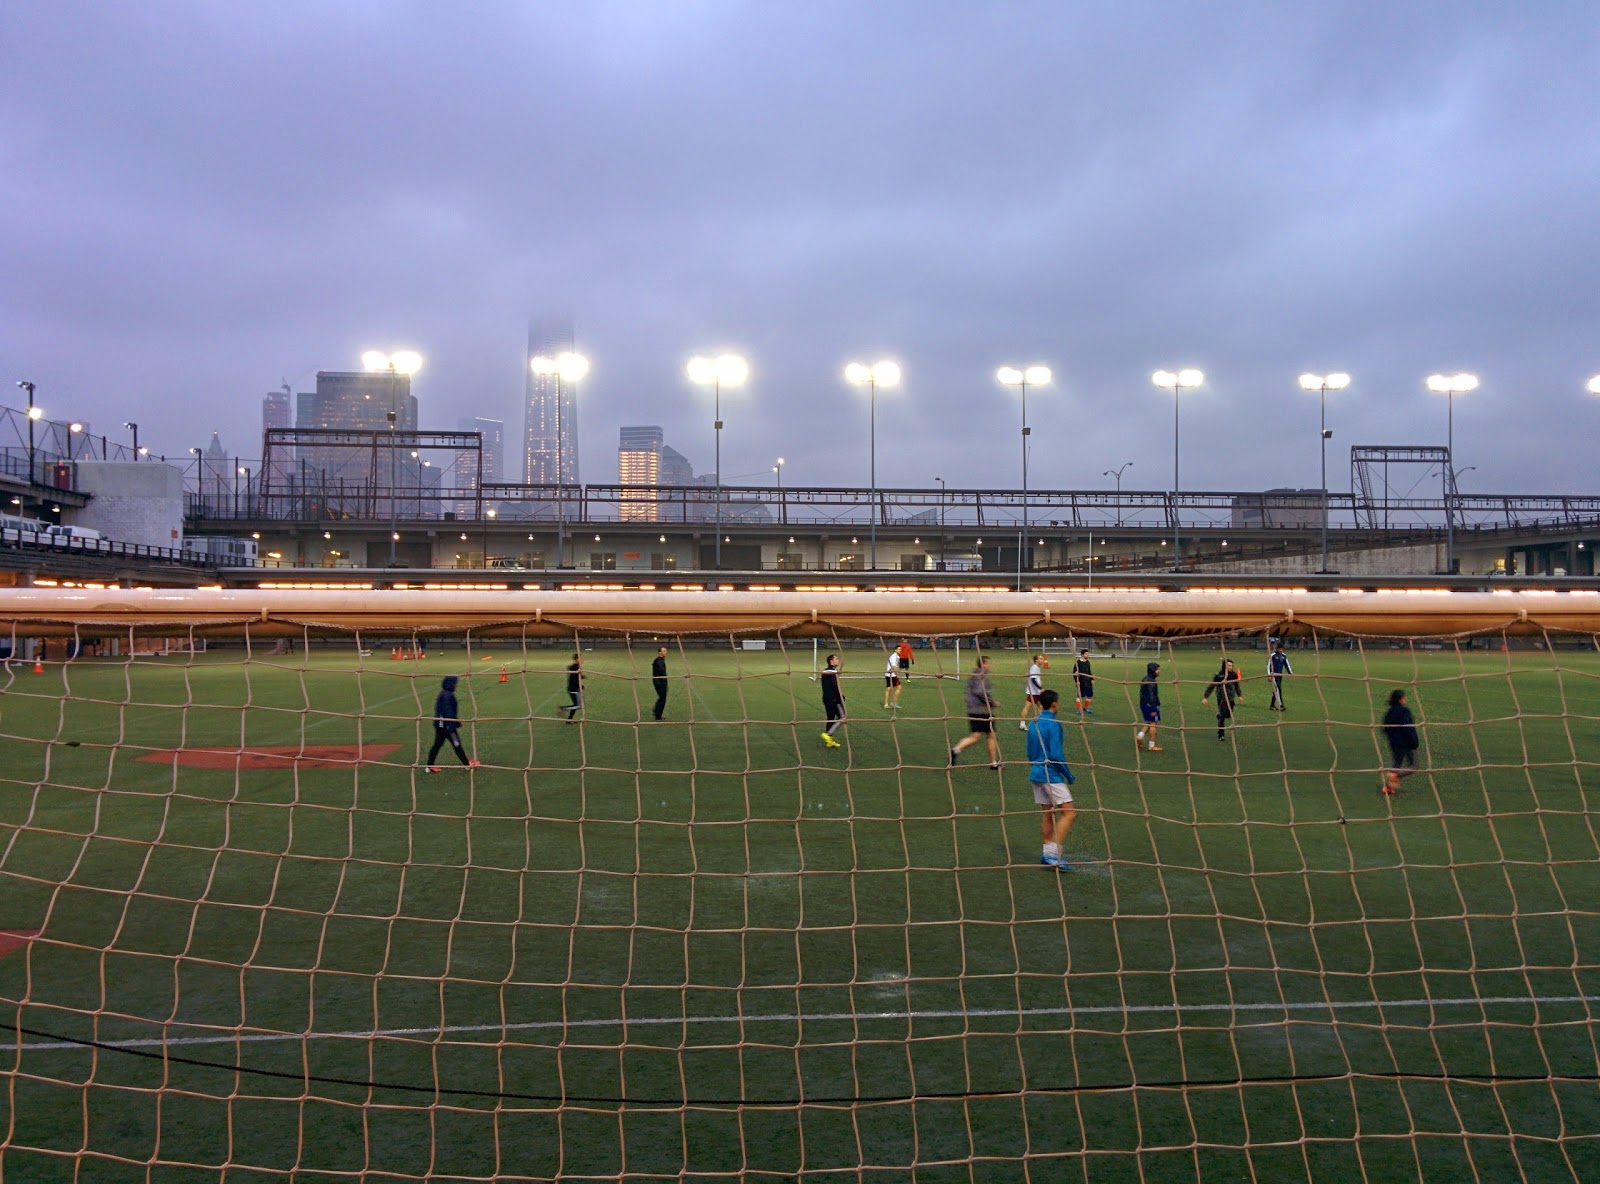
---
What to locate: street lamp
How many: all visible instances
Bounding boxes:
[996,365,1050,580]
[17,382,37,482]
[1152,368,1204,572]
[1587,375,1600,396]
[1298,372,1351,572]
[364,350,424,566]
[68,422,83,463]
[687,354,749,569]
[1103,461,1133,525]
[773,456,786,525]
[1425,372,1479,574]
[844,360,901,569]
[531,351,590,568]
[936,475,947,570]
[238,466,252,516]
[123,422,139,460]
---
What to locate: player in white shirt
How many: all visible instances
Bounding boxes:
[1020,655,1046,729]
[883,649,903,710]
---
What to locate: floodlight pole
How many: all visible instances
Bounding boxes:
[387,363,399,566]
[713,378,722,569]
[18,381,36,483]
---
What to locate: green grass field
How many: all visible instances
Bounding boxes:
[3,636,1599,1182]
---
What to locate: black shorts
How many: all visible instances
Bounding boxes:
[967,715,993,735]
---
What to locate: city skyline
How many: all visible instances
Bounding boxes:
[4,5,1599,496]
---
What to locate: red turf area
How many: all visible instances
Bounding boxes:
[135,744,403,769]
[0,930,41,960]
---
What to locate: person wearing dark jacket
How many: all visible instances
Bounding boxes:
[1072,649,1095,716]
[426,676,479,771]
[564,653,583,722]
[819,652,846,747]
[651,647,669,720]
[1380,689,1420,794]
[1202,658,1244,740]
[1136,662,1163,752]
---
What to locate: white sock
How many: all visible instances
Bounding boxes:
[1043,842,1060,858]
[1136,730,1146,741]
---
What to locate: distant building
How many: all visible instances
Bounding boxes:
[292,369,422,518]
[262,387,292,489]
[454,416,503,492]
[522,319,579,491]
[618,425,697,521]
[1231,488,1324,528]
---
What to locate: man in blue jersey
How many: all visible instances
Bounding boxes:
[1026,689,1077,870]
[1267,641,1293,711]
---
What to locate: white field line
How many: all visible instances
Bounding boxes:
[16,993,1599,1054]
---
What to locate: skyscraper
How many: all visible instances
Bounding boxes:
[295,369,421,516]
[523,319,579,490]
[618,425,696,521]
[262,386,292,489]
[454,416,504,500]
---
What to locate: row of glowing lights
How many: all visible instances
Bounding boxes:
[234,583,1600,597]
[358,354,1600,400]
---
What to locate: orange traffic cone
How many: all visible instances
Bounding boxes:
[391,647,400,660]
[499,665,508,684]
[32,660,44,674]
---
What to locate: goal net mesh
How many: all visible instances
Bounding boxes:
[2,590,1598,1181]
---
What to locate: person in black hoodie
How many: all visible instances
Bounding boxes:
[1136,661,1163,752]
[1202,658,1244,740]
[1380,688,1419,794]
[426,676,479,772]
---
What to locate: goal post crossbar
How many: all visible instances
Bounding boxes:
[2,588,1598,638]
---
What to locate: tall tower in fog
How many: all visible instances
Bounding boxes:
[523,318,579,489]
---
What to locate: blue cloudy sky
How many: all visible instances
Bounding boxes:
[3,1,1597,494]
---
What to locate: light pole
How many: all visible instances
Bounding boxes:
[16,382,38,482]
[1298,372,1351,572]
[1426,372,1478,574]
[687,354,749,570]
[364,350,424,566]
[996,365,1050,579]
[1103,461,1133,525]
[238,466,252,516]
[531,351,591,568]
[123,421,139,460]
[844,360,901,570]
[936,475,947,571]
[1152,368,1204,572]
[68,422,83,463]
[773,457,786,525]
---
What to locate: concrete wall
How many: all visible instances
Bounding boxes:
[71,462,185,550]
[1193,542,1446,576]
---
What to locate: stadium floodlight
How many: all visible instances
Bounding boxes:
[687,354,749,570]
[530,352,590,567]
[364,349,426,565]
[844,359,903,569]
[1152,368,1204,571]
[1587,374,1600,395]
[1426,372,1478,575]
[1299,372,1352,572]
[995,365,1051,583]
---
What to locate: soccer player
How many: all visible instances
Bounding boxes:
[1202,658,1244,740]
[952,655,1001,768]
[896,638,914,683]
[820,652,846,747]
[651,646,669,720]
[1026,689,1077,870]
[1135,661,1163,752]
[1072,648,1095,716]
[883,647,902,710]
[1267,642,1293,711]
[564,653,583,722]
[1019,654,1046,729]
[425,676,480,772]
[1380,688,1419,794]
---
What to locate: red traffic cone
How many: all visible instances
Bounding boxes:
[32,660,44,674]
[391,647,400,660]
[499,665,508,684]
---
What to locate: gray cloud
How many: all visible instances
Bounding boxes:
[2,0,1597,494]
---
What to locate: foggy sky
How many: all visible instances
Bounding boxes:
[3,1,1598,496]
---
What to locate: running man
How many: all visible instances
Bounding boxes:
[1020,654,1046,729]
[1380,688,1419,794]
[425,675,480,772]
[952,655,1001,768]
[883,647,903,710]
[1267,642,1293,711]
[1136,661,1163,752]
[1202,658,1244,740]
[564,652,583,722]
[1072,648,1095,716]
[1026,689,1077,870]
[820,652,846,747]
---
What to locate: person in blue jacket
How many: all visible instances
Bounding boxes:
[1380,688,1419,794]
[425,676,479,772]
[1136,662,1163,752]
[1267,641,1294,711]
[1025,689,1077,870]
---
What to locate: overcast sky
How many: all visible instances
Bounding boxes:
[4,1,1598,495]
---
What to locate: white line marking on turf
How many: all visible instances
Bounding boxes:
[17,993,1599,1053]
